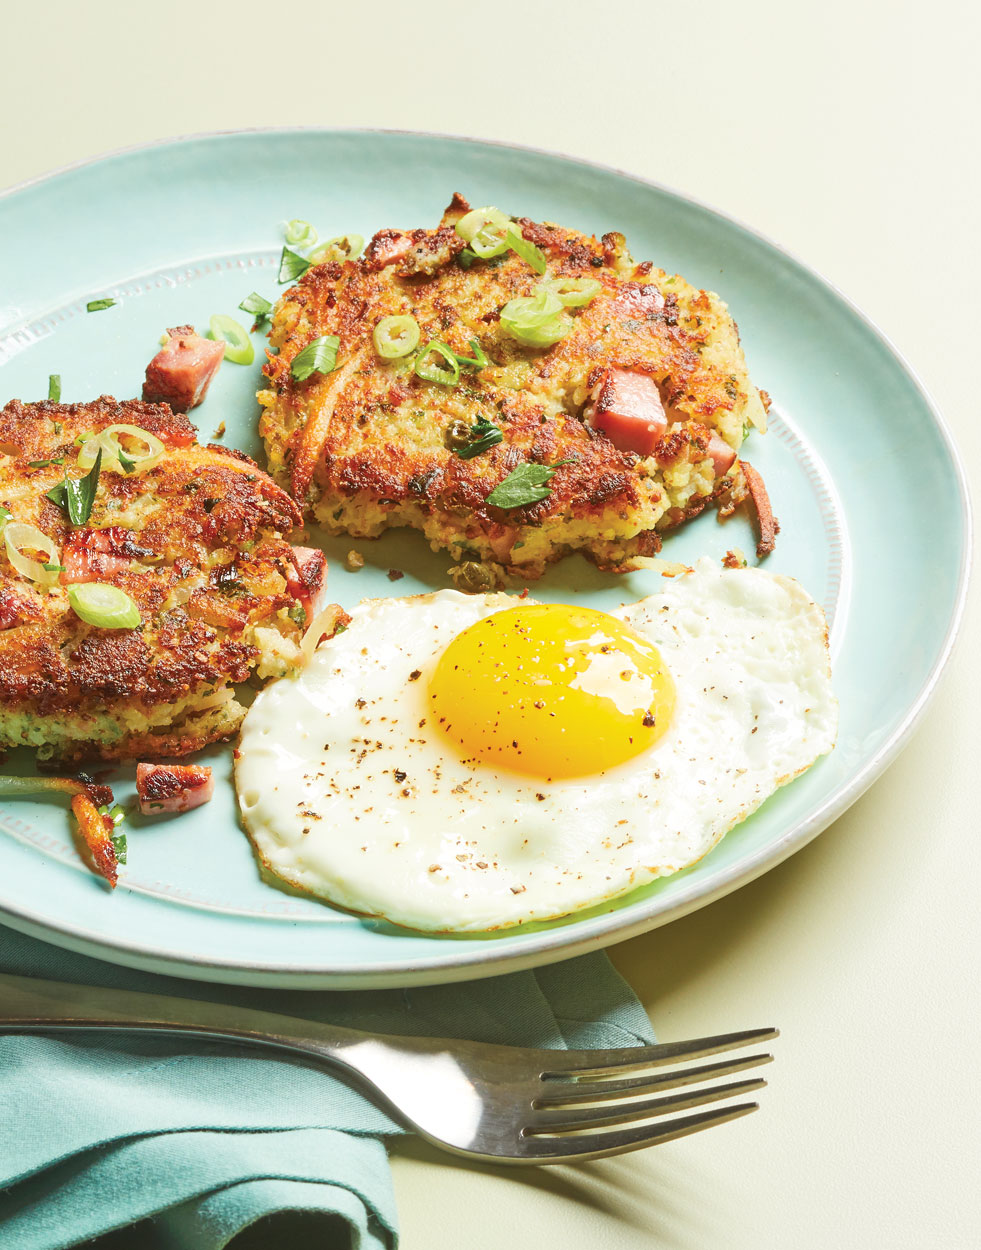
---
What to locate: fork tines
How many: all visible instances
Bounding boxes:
[519,1026,778,1160]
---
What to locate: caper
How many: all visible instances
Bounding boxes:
[443,419,472,451]
[450,561,497,594]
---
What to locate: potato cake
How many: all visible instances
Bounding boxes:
[259,194,772,581]
[0,395,325,763]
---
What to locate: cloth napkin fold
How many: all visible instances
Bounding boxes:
[0,925,654,1250]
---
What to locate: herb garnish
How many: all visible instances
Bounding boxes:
[28,458,64,468]
[457,248,477,269]
[239,291,274,329]
[85,299,115,312]
[48,375,61,402]
[454,416,503,460]
[0,504,11,529]
[278,247,312,284]
[291,335,340,382]
[485,458,575,509]
[46,446,103,525]
[452,339,490,370]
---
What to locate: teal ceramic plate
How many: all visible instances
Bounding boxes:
[0,130,969,987]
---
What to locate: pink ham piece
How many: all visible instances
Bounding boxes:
[61,526,149,585]
[136,763,214,815]
[706,432,736,477]
[363,229,414,271]
[286,546,329,622]
[740,461,780,558]
[143,325,225,413]
[584,369,667,457]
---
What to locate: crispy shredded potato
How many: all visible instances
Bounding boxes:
[260,193,770,579]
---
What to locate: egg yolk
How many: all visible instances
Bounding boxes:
[428,604,675,779]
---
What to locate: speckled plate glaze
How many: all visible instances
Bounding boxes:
[0,130,969,987]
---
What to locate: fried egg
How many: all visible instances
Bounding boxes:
[235,561,837,931]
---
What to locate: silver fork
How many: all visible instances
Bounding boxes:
[0,973,776,1164]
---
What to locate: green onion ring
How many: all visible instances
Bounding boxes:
[500,289,573,348]
[543,276,603,307]
[373,315,421,360]
[285,219,318,249]
[68,582,141,630]
[414,341,461,386]
[78,425,165,475]
[455,207,509,243]
[209,314,255,366]
[4,522,60,586]
[456,207,511,259]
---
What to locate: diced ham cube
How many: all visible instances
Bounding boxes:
[286,546,329,623]
[584,369,667,457]
[61,527,150,585]
[706,432,736,477]
[143,325,225,413]
[364,230,414,271]
[136,763,214,815]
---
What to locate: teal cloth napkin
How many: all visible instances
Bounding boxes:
[0,925,654,1250]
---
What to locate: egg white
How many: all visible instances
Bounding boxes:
[235,561,837,932]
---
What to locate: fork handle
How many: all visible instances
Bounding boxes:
[0,971,385,1070]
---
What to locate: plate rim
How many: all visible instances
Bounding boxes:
[0,126,972,986]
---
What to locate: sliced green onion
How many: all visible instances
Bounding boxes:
[456,207,510,253]
[499,289,573,347]
[4,522,61,585]
[209,314,255,366]
[502,287,563,327]
[373,315,420,360]
[68,582,141,630]
[452,339,489,370]
[543,276,603,307]
[0,776,95,798]
[308,234,365,264]
[278,246,311,284]
[110,829,127,864]
[0,504,11,530]
[414,341,460,387]
[77,425,164,476]
[48,374,61,402]
[506,225,547,275]
[28,458,63,468]
[86,298,115,312]
[291,335,340,382]
[284,218,318,249]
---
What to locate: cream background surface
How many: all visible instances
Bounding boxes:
[3,1,979,1246]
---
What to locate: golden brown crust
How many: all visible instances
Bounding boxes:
[258,196,771,578]
[0,397,309,760]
